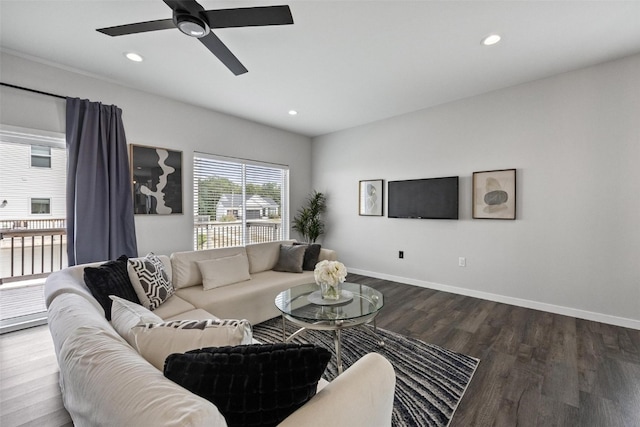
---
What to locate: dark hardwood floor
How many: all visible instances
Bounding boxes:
[349,274,640,427]
[1,275,639,426]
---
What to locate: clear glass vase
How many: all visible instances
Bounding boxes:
[319,281,341,300]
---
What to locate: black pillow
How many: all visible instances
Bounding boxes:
[83,255,140,320]
[293,243,322,271]
[164,343,331,427]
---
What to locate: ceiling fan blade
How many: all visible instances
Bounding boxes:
[162,0,204,16]
[202,6,294,29]
[97,19,175,36]
[199,32,248,76]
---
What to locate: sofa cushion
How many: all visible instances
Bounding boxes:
[164,343,331,427]
[110,295,162,347]
[273,244,306,273]
[175,270,316,325]
[293,243,322,271]
[245,240,295,274]
[83,255,139,320]
[128,253,175,310]
[171,247,247,289]
[132,318,253,370]
[150,294,198,320]
[165,309,220,322]
[197,253,251,291]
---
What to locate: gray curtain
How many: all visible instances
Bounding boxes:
[66,97,137,265]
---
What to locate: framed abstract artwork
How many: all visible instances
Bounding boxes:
[359,179,384,216]
[130,144,183,215]
[472,169,516,219]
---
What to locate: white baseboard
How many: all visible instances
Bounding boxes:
[0,314,48,335]
[348,268,640,331]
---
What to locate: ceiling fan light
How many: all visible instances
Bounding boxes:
[176,14,209,38]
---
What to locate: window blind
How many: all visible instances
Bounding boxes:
[193,153,289,250]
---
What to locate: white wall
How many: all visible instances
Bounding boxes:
[0,52,312,256]
[312,54,640,329]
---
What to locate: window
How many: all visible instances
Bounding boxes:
[193,153,289,250]
[31,198,51,214]
[1,125,67,333]
[31,145,51,168]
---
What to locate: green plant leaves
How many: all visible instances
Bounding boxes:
[292,191,326,243]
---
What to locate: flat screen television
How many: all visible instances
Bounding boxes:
[387,176,459,219]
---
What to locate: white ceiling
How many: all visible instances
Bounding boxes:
[2,1,640,137]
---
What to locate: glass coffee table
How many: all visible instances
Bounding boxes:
[274,282,384,374]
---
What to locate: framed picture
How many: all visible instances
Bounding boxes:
[359,179,384,216]
[473,169,516,220]
[130,144,183,215]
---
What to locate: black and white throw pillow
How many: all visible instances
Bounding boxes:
[127,253,174,311]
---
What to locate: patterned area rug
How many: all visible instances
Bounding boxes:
[253,318,479,427]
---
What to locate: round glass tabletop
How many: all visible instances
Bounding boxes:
[275,282,384,323]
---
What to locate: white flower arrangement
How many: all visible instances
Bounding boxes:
[314,260,347,288]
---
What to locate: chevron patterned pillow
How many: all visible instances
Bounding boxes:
[128,253,175,311]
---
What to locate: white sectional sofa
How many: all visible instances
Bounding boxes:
[165,240,336,324]
[45,240,396,427]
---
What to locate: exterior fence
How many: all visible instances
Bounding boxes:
[0,218,66,230]
[194,220,282,250]
[0,219,67,284]
[1,218,283,283]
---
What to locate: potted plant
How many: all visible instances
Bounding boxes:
[292,190,326,243]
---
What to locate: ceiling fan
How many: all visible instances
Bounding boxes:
[97,0,293,75]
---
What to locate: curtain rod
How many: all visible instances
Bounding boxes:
[1,82,67,100]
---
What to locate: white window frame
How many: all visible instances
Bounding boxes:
[193,152,289,250]
[30,145,52,168]
[30,197,51,215]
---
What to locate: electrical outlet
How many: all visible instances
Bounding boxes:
[399,251,404,259]
[458,257,466,267]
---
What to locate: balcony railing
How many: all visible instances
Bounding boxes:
[194,220,282,250]
[1,218,283,282]
[0,218,66,230]
[0,219,67,284]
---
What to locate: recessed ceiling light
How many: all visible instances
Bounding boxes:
[481,34,502,46]
[288,110,298,116]
[125,52,143,62]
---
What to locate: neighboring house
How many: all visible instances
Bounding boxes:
[0,126,66,227]
[216,194,280,221]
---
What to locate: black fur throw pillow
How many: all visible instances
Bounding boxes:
[84,255,140,320]
[164,343,331,427]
